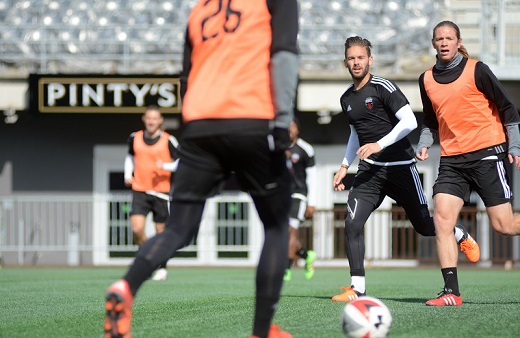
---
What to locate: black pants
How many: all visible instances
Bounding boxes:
[344,162,435,276]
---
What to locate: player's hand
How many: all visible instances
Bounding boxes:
[305,206,316,219]
[124,178,133,187]
[416,147,429,161]
[357,143,381,160]
[271,127,291,152]
[333,167,347,191]
[509,154,520,170]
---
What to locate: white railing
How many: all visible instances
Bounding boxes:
[1,194,518,267]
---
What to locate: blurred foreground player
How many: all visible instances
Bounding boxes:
[104,1,299,337]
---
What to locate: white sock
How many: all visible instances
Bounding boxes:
[351,276,366,294]
[454,226,464,243]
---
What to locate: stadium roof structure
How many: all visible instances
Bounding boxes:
[0,0,519,79]
[0,0,444,78]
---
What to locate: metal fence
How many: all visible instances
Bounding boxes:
[1,194,518,267]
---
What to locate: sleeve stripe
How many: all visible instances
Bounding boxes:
[371,76,396,93]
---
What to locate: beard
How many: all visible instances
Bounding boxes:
[347,64,369,81]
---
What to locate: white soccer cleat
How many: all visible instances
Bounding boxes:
[151,268,168,281]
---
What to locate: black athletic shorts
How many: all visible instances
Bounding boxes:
[434,157,513,207]
[130,191,169,223]
[349,161,428,209]
[171,133,291,201]
[288,194,307,229]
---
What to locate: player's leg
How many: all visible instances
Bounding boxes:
[424,192,465,306]
[129,191,150,246]
[388,164,435,236]
[285,195,307,281]
[390,164,479,261]
[285,197,302,280]
[289,195,316,280]
[426,162,467,306]
[230,132,292,338]
[105,137,224,337]
[487,203,520,235]
[251,191,291,338]
[130,215,147,245]
[477,158,520,235]
[151,197,170,281]
[332,197,374,302]
[105,201,205,337]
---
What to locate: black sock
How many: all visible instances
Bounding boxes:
[297,248,308,259]
[287,258,293,269]
[159,261,167,270]
[441,267,460,296]
[124,257,156,296]
[252,296,278,338]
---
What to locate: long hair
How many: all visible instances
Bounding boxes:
[344,36,372,57]
[432,20,469,58]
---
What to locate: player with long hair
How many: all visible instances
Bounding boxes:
[417,20,520,306]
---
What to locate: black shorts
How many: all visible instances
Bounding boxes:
[288,194,307,229]
[434,157,513,207]
[171,133,291,201]
[349,161,428,209]
[130,191,169,223]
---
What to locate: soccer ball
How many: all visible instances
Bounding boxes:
[342,296,392,338]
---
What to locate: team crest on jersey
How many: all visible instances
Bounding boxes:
[365,97,374,109]
[291,153,300,163]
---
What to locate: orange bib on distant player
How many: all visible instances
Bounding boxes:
[132,130,172,193]
[182,0,275,122]
[424,59,505,156]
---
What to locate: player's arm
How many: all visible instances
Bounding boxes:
[334,126,359,191]
[268,0,299,150]
[180,27,192,101]
[376,104,417,149]
[358,104,417,160]
[159,135,180,172]
[124,133,136,186]
[305,148,317,218]
[416,73,439,161]
[475,62,520,165]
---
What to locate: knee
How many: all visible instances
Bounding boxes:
[344,219,364,238]
[433,216,456,236]
[492,223,515,236]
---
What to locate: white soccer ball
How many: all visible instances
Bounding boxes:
[342,296,392,338]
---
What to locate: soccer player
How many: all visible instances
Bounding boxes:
[104,1,299,338]
[284,119,317,282]
[331,36,479,303]
[124,105,179,281]
[416,21,520,306]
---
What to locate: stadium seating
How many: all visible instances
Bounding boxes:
[0,0,518,78]
[0,0,442,76]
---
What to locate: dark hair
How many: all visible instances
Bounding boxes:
[344,36,372,57]
[146,104,160,111]
[432,21,469,58]
[292,117,301,131]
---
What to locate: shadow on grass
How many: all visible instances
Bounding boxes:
[282,294,335,300]
[380,297,520,305]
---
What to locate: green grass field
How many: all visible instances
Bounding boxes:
[1,266,519,337]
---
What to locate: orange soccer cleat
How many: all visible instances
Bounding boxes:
[250,324,292,338]
[104,280,133,338]
[332,286,365,302]
[456,224,480,263]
